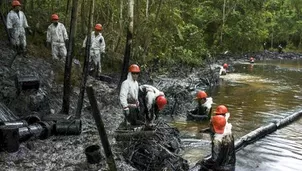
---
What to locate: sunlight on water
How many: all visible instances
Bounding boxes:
[220,73,277,84]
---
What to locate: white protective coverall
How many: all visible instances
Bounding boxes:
[119,72,139,110]
[219,66,227,75]
[203,97,213,112]
[139,85,164,113]
[82,31,105,73]
[46,22,68,60]
[6,10,29,50]
[224,112,231,132]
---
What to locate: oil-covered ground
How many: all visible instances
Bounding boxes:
[0,40,219,171]
[1,39,301,171]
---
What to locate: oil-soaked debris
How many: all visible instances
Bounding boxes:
[116,120,189,171]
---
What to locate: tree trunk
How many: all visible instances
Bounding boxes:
[142,0,162,59]
[62,0,79,114]
[221,0,226,45]
[114,0,123,52]
[118,0,134,90]
[23,0,27,12]
[80,0,85,34]
[86,85,117,171]
[90,0,95,30]
[64,0,71,26]
[31,0,34,10]
[146,0,149,18]
[75,0,93,119]
[0,2,10,42]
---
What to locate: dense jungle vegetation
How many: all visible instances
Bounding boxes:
[1,0,302,70]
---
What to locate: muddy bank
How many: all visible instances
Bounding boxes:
[225,51,302,61]
[0,38,227,171]
[0,40,136,171]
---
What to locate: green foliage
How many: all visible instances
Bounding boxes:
[1,0,302,71]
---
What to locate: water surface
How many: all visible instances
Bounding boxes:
[174,59,302,170]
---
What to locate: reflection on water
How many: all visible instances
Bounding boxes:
[173,59,302,169]
[236,118,302,171]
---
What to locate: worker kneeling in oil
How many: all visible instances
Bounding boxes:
[199,115,236,171]
[187,91,213,121]
[138,84,167,126]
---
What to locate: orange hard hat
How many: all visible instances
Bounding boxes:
[156,95,167,110]
[95,24,103,31]
[12,0,21,7]
[214,105,228,115]
[223,63,228,69]
[128,64,140,73]
[51,14,59,20]
[211,115,226,134]
[195,91,207,100]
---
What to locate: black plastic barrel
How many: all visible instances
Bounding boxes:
[18,122,50,142]
[55,119,82,135]
[38,121,54,140]
[0,125,20,153]
[18,126,32,142]
[15,74,40,95]
[28,123,44,138]
[85,145,102,164]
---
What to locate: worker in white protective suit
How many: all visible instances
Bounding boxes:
[138,85,167,126]
[82,24,105,76]
[187,90,213,121]
[46,14,68,61]
[219,63,228,75]
[119,64,142,126]
[199,115,236,171]
[6,0,32,56]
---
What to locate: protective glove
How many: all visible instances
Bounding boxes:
[123,108,130,117]
[8,29,14,45]
[26,27,33,35]
[8,28,13,39]
[123,108,130,127]
[65,39,69,47]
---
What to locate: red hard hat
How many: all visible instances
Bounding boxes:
[12,0,21,7]
[128,64,140,73]
[156,95,167,110]
[195,91,207,100]
[95,24,103,31]
[211,115,226,134]
[223,63,228,69]
[51,14,59,20]
[214,105,228,115]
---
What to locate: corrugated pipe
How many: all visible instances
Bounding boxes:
[235,110,302,151]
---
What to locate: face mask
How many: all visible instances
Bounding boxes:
[53,22,58,26]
